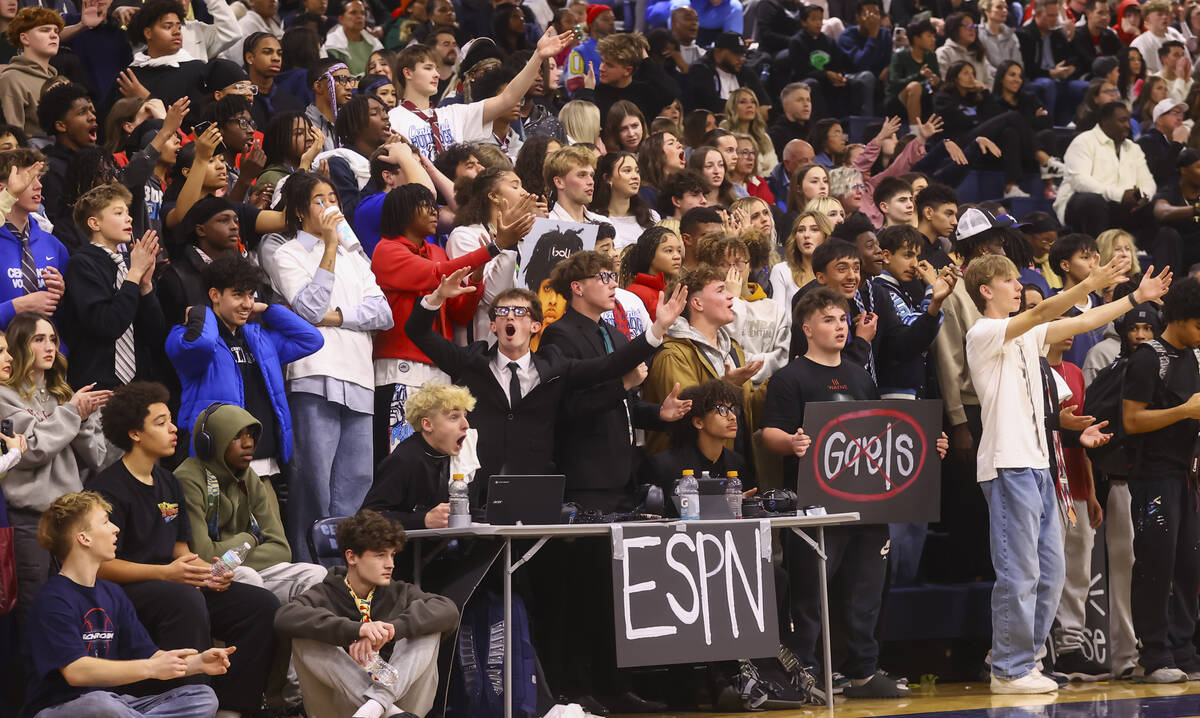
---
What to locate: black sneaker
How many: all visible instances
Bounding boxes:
[777,646,827,705]
[843,671,912,699]
[831,672,850,695]
[1054,651,1111,682]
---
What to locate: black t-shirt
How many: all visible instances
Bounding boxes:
[763,356,880,487]
[1122,340,1200,476]
[219,322,279,462]
[86,461,191,565]
[1154,184,1200,241]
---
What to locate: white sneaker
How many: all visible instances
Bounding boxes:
[1041,157,1067,178]
[1134,667,1188,683]
[1003,185,1032,199]
[990,671,1060,694]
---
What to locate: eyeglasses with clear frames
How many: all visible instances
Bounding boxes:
[493,305,531,317]
[231,82,260,95]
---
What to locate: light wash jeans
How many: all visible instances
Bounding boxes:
[981,467,1066,680]
[33,684,218,718]
[287,391,374,562]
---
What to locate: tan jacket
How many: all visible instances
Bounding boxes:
[934,277,982,427]
[0,57,56,139]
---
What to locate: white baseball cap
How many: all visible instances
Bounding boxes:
[1152,98,1187,123]
[955,207,1015,242]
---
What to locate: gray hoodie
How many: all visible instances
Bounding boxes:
[0,383,106,511]
[666,318,735,378]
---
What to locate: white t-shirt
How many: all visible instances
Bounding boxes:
[608,212,659,250]
[768,261,801,310]
[445,223,518,345]
[965,317,1051,483]
[388,101,491,161]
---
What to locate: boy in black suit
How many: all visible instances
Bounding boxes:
[538,250,689,513]
[404,266,686,490]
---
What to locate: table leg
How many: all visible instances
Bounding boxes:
[413,541,422,589]
[818,526,833,710]
[504,537,513,718]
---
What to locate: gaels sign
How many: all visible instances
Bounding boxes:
[797,400,942,524]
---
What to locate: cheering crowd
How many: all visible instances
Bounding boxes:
[1,0,1200,713]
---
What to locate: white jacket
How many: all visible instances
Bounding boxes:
[1054,124,1156,223]
[182,0,242,62]
[265,232,393,390]
[729,284,791,385]
[222,11,284,62]
[323,24,383,68]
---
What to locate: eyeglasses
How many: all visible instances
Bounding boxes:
[737,148,756,157]
[588,271,619,284]
[230,82,260,95]
[229,117,256,130]
[331,74,358,85]
[493,305,532,317]
[713,404,739,417]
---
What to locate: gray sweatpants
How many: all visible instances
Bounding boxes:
[292,633,441,718]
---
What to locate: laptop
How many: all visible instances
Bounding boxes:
[669,475,736,520]
[486,475,567,525]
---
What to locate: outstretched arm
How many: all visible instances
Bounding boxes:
[1005,255,1130,341]
[482,28,576,125]
[1045,265,1172,345]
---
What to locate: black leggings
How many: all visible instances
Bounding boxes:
[121,579,280,713]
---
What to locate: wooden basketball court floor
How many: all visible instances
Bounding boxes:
[624,681,1200,717]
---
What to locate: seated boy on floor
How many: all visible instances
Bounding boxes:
[23,490,231,718]
[274,509,459,718]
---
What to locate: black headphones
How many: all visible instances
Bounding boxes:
[193,402,227,461]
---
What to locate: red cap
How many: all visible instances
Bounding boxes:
[586,4,610,26]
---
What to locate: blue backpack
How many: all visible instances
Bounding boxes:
[449,590,538,718]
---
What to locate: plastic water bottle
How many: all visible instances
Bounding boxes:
[448,474,470,528]
[319,200,360,249]
[726,471,742,519]
[364,651,400,689]
[211,542,251,578]
[677,469,699,520]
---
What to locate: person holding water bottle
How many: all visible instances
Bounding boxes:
[87,382,281,717]
[362,382,478,530]
[261,170,394,562]
[275,509,459,718]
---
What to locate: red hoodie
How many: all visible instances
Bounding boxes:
[372,237,491,363]
[1113,0,1143,46]
[626,272,667,321]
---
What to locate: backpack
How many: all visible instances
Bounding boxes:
[1083,340,1199,475]
[449,590,538,718]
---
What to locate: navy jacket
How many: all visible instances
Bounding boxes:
[165,304,324,462]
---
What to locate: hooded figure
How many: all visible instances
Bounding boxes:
[175,403,294,570]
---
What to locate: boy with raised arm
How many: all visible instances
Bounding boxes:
[23,490,231,718]
[963,253,1171,693]
[388,28,575,161]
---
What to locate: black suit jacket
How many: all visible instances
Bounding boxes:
[405,300,658,487]
[1071,25,1121,72]
[538,307,663,504]
[60,243,167,390]
[686,53,770,113]
[1018,23,1080,80]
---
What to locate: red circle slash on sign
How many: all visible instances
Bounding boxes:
[810,408,928,502]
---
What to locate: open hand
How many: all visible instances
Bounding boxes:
[5,160,43,198]
[724,359,763,387]
[1080,419,1112,448]
[917,114,944,139]
[1133,264,1173,304]
[658,382,692,421]
[651,283,688,334]
[195,646,235,675]
[976,136,1002,157]
[432,267,478,303]
[536,27,577,59]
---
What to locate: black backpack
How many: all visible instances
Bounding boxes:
[1082,340,1197,475]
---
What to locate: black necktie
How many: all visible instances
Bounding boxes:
[507,361,521,408]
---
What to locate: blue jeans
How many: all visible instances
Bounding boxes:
[980,467,1065,680]
[34,685,218,718]
[888,522,927,586]
[287,391,374,562]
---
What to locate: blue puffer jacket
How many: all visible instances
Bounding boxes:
[0,220,68,328]
[165,305,324,462]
